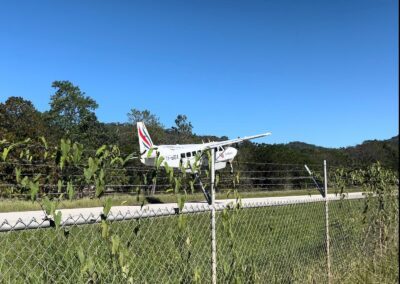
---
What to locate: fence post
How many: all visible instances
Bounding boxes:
[210,148,217,284]
[324,160,332,283]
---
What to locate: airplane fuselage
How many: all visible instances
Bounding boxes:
[141,144,238,171]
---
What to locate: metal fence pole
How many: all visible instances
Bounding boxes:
[210,148,217,284]
[324,160,332,283]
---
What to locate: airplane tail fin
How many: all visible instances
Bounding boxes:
[137,122,154,156]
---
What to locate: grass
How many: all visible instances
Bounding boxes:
[0,198,397,283]
[0,187,362,213]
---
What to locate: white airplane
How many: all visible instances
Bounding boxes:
[138,121,271,172]
[137,122,271,203]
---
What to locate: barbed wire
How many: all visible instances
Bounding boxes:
[0,160,351,173]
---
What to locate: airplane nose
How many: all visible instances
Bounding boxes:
[228,147,238,157]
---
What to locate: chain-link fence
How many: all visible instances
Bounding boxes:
[0,193,398,283]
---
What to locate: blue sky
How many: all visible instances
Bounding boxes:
[0,0,398,147]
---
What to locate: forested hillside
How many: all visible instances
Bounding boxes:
[1,81,398,171]
[235,137,398,171]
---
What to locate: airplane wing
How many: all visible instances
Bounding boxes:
[202,132,271,150]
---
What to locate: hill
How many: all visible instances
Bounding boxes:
[235,136,398,171]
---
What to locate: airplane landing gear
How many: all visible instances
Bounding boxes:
[228,162,234,174]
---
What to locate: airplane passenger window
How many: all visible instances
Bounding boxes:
[192,151,196,156]
[186,152,191,157]
[181,153,185,158]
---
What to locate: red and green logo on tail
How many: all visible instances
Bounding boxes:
[138,126,153,149]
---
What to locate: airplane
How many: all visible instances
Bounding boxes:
[137,121,271,203]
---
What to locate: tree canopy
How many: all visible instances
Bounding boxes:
[46,81,99,139]
[44,80,109,147]
[172,114,193,135]
[128,109,162,127]
[0,96,46,140]
[0,80,398,171]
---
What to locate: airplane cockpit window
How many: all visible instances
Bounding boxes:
[180,153,185,158]
[186,152,191,157]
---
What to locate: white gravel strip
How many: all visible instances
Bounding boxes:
[0,192,365,231]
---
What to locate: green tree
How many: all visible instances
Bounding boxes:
[46,81,105,146]
[127,109,162,127]
[172,114,193,135]
[0,97,46,140]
